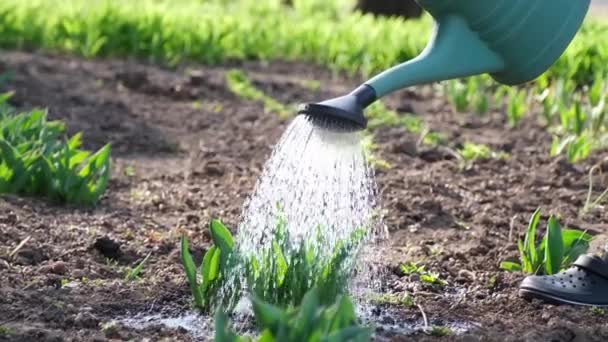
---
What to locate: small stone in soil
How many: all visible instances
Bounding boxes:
[40,261,67,275]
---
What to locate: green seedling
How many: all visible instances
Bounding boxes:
[225,69,290,119]
[500,208,593,275]
[446,80,469,113]
[124,165,135,177]
[550,134,592,163]
[399,262,447,287]
[457,142,509,168]
[0,325,14,336]
[181,215,368,312]
[591,306,607,316]
[215,287,372,342]
[506,88,527,127]
[124,253,150,281]
[361,134,391,170]
[428,325,452,337]
[368,292,415,308]
[365,101,443,147]
[446,77,491,115]
[0,96,111,205]
[181,219,237,312]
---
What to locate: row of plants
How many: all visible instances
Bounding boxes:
[2,0,607,162]
[445,72,608,163]
[181,211,371,340]
[0,0,605,84]
[0,92,111,205]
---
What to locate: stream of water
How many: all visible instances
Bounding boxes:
[235,114,386,260]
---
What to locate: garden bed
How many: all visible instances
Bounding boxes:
[1,51,608,341]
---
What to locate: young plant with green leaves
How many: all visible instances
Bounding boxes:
[225,69,291,119]
[180,216,368,312]
[180,219,239,312]
[458,142,509,163]
[0,93,111,205]
[365,101,443,146]
[445,77,491,115]
[124,253,151,281]
[500,208,593,275]
[399,262,447,287]
[215,287,372,342]
[506,88,527,127]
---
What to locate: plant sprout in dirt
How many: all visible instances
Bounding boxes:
[0,92,111,205]
[181,114,384,314]
[500,208,593,275]
[181,216,370,312]
[214,287,372,342]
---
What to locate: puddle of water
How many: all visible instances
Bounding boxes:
[120,311,213,341]
[119,300,480,341]
[356,301,480,339]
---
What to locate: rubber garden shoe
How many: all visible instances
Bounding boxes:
[519,254,608,307]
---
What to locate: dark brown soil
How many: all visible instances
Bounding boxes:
[0,50,607,341]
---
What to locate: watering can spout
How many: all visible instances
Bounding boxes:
[366,15,505,98]
[298,0,590,131]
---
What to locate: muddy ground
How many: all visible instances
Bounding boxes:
[0,50,607,341]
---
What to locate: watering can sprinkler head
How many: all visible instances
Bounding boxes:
[297,85,375,131]
[299,0,591,132]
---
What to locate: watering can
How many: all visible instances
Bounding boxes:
[298,0,591,130]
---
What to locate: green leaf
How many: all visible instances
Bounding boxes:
[298,287,320,334]
[67,132,83,150]
[328,295,357,331]
[524,208,541,270]
[201,246,219,284]
[325,326,373,342]
[272,240,288,287]
[562,229,593,265]
[517,239,531,273]
[180,234,204,309]
[214,309,245,342]
[250,295,284,333]
[125,253,150,281]
[544,216,564,275]
[210,219,233,255]
[500,261,523,272]
[257,329,275,342]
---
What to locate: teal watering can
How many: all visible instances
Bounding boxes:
[298,0,591,130]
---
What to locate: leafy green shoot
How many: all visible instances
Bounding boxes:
[180,216,368,313]
[368,292,415,308]
[124,253,151,281]
[225,69,291,119]
[399,262,447,287]
[215,287,372,342]
[428,325,452,337]
[0,95,111,205]
[500,208,593,275]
